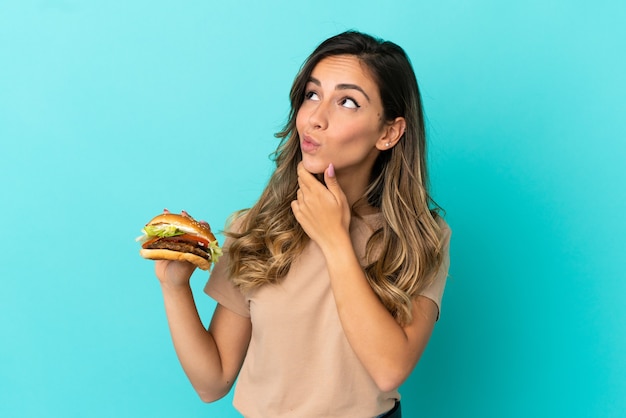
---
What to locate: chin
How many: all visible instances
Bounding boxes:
[301,159,327,175]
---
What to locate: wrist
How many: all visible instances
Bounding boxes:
[319,230,353,262]
[160,280,192,294]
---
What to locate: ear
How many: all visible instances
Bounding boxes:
[375,117,406,151]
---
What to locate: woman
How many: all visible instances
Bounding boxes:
[154,30,451,417]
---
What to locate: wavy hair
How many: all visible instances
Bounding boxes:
[226,31,444,325]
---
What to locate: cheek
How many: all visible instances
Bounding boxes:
[295,110,304,131]
[295,108,309,134]
[335,123,381,147]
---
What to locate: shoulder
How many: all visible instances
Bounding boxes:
[225,209,250,235]
[436,216,451,240]
[434,216,452,258]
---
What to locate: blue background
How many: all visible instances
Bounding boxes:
[1,1,625,417]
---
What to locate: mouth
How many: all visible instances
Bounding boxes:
[300,134,320,153]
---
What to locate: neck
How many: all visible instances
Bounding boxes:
[336,170,373,212]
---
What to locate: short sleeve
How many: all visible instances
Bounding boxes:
[418,218,452,320]
[204,218,250,318]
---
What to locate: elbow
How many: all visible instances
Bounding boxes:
[197,392,218,403]
[197,389,228,403]
[192,372,237,403]
[375,378,404,394]
[373,347,428,392]
[195,383,231,403]
[373,369,411,393]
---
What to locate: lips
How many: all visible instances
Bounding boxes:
[301,134,320,153]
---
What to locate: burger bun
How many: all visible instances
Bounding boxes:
[139,248,213,271]
[145,213,217,242]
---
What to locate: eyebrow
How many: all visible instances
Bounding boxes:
[309,77,371,102]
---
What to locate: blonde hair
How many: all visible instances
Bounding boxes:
[226,31,444,326]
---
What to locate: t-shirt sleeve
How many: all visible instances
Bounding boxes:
[204,220,250,318]
[419,219,452,320]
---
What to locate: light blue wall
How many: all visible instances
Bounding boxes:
[1,1,624,417]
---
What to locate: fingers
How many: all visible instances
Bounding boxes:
[296,161,334,190]
[155,259,196,287]
[290,198,300,217]
[323,163,343,199]
[292,162,351,245]
[295,161,317,191]
[294,161,346,203]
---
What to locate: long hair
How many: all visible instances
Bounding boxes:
[227,30,444,325]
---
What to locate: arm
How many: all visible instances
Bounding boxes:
[156,260,251,402]
[321,234,438,392]
[291,163,438,391]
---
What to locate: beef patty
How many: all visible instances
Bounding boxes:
[144,239,210,259]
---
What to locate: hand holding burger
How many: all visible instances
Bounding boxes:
[136,209,222,270]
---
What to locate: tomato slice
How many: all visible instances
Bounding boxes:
[142,234,210,249]
[175,234,210,247]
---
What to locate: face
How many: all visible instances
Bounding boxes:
[296,55,391,179]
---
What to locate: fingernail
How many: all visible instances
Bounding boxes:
[328,163,335,177]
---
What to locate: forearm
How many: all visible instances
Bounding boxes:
[322,234,434,391]
[160,283,230,400]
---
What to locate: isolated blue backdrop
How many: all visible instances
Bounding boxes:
[1,1,624,417]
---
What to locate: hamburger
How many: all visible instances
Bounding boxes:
[137,209,222,270]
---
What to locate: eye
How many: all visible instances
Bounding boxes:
[340,97,360,109]
[305,91,320,101]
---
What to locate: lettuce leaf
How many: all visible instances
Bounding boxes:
[135,224,184,244]
[208,240,223,263]
[143,224,185,238]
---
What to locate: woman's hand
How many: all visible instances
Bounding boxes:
[291,162,351,250]
[155,259,197,288]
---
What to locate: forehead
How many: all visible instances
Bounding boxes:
[310,55,379,91]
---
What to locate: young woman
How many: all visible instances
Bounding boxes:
[154,31,451,418]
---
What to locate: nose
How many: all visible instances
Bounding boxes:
[307,100,329,130]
